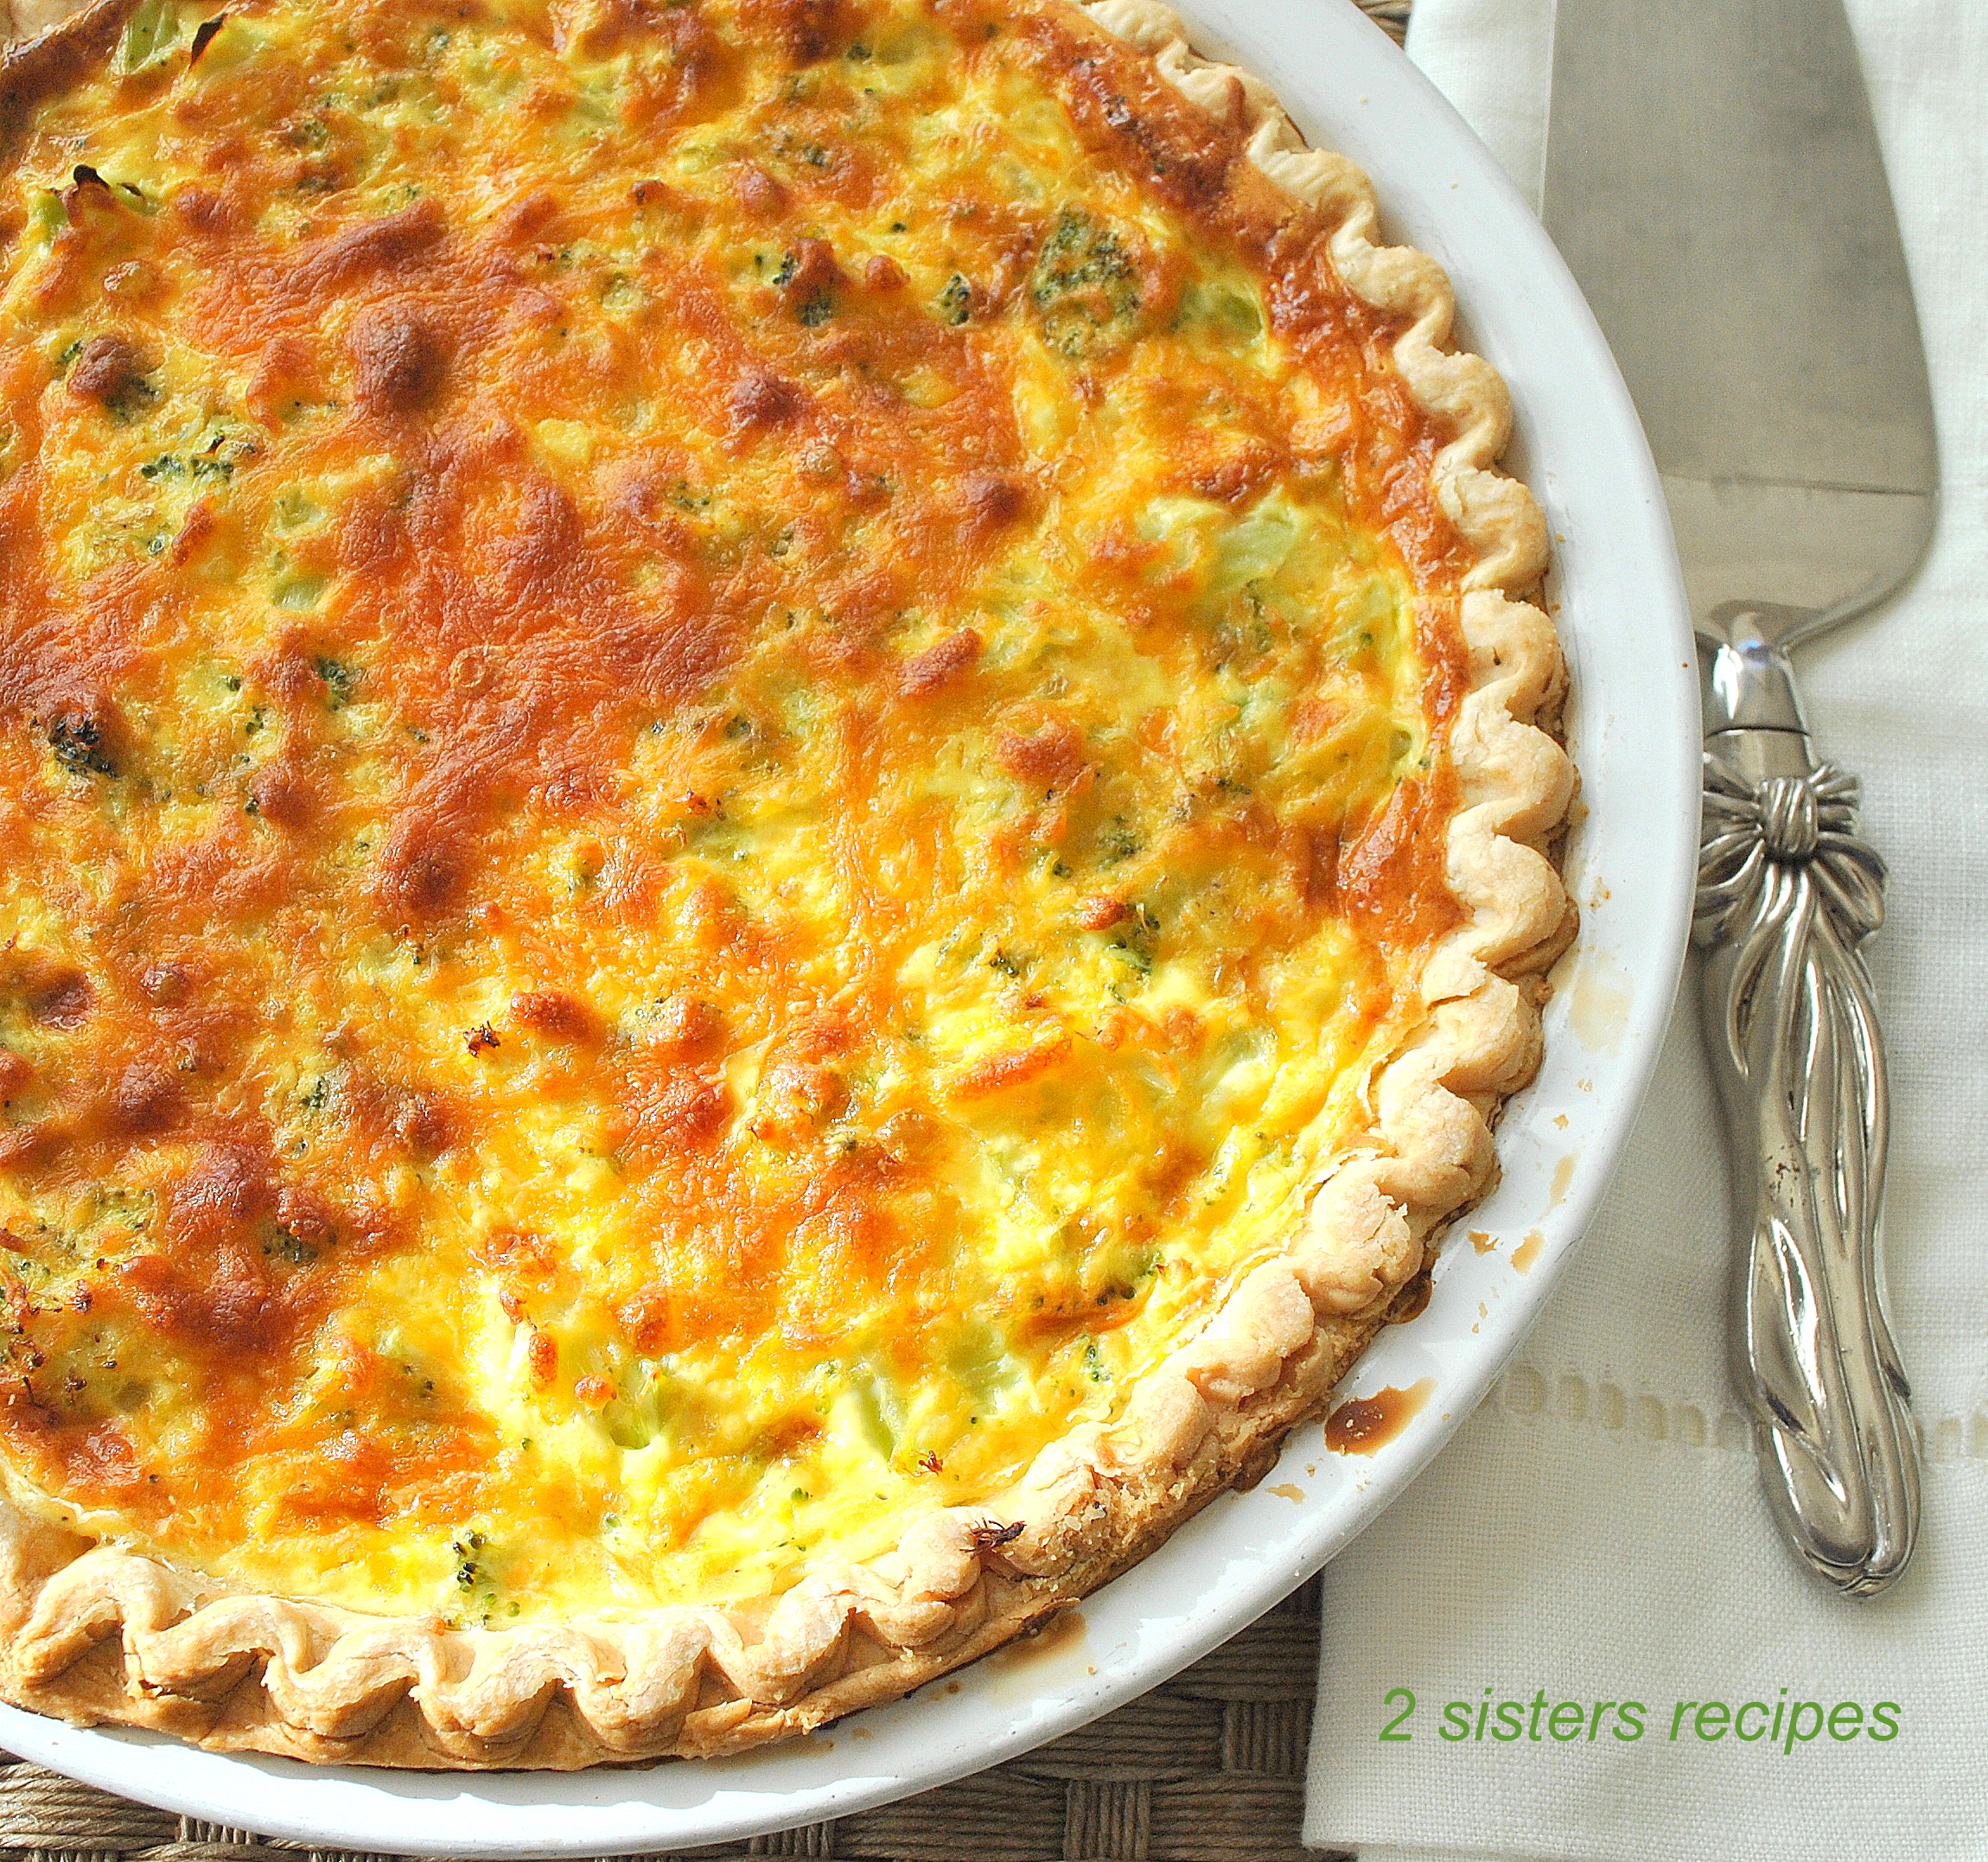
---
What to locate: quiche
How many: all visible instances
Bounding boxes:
[0,0,1572,1768]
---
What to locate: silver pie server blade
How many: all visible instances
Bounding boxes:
[1540,0,1939,1595]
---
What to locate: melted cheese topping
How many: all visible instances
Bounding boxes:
[0,0,1469,1619]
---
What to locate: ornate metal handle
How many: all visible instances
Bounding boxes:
[1694,732,1920,1595]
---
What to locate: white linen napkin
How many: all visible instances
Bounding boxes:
[1303,2,1988,1858]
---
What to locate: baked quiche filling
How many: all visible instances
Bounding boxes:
[0,0,1470,1623]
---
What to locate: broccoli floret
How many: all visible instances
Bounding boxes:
[313,656,360,710]
[48,713,116,778]
[938,274,973,326]
[1029,208,1143,359]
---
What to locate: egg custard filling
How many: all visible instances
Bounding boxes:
[0,0,1532,1678]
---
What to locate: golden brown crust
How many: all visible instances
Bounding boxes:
[0,0,1574,1766]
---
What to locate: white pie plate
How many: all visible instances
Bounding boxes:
[0,0,1698,1847]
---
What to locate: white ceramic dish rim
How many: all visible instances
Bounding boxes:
[0,0,1700,1848]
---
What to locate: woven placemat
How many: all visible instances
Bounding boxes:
[1355,0,1411,40]
[0,2,1411,1855]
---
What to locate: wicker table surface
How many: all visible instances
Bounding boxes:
[0,2,1411,1856]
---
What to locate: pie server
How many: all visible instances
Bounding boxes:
[1539,0,1938,1594]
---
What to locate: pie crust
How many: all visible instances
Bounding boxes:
[0,0,1574,1767]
